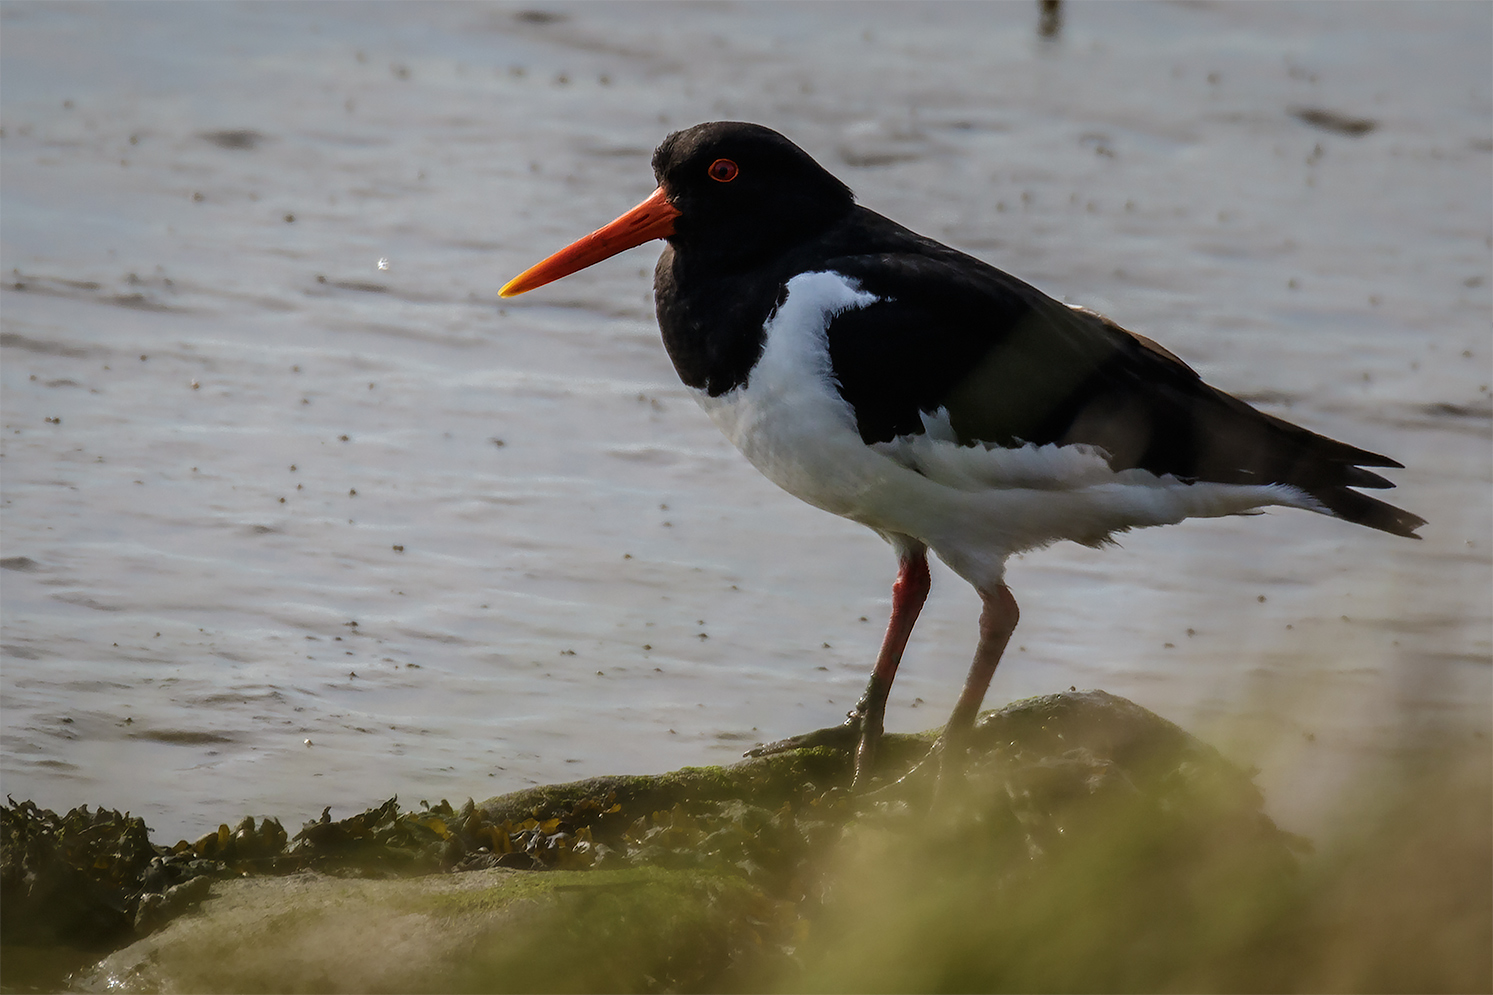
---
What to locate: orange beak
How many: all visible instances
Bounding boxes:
[499,186,681,298]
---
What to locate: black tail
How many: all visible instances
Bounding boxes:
[1310,484,1426,538]
[1243,406,1425,538]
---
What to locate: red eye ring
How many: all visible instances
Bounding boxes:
[707,158,739,183]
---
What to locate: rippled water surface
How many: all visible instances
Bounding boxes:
[2,1,1489,841]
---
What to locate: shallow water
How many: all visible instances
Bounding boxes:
[2,1,1489,842]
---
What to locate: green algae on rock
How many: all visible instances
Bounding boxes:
[77,866,794,995]
[3,691,1372,993]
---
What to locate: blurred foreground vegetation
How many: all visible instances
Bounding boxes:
[2,690,1488,993]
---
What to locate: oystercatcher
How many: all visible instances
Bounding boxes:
[500,121,1423,787]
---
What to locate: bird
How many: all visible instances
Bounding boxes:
[500,121,1424,789]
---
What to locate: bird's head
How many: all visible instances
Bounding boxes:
[500,121,853,297]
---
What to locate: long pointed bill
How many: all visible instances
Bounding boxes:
[500,186,680,298]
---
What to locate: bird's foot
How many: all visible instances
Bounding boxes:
[743,720,859,758]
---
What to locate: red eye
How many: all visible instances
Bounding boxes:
[707,158,739,183]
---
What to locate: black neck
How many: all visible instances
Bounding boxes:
[654,244,784,396]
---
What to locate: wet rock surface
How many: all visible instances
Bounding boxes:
[2,690,1308,993]
[4,689,1488,992]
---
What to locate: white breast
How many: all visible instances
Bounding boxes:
[693,270,1317,591]
[693,271,892,517]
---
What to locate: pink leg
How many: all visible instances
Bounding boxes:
[852,549,931,786]
[939,585,1019,764]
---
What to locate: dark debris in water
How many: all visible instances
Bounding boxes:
[199,129,266,150]
[1291,107,1378,137]
[514,9,567,25]
[4,271,184,313]
[1038,0,1063,39]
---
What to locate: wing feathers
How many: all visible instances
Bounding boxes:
[817,242,1422,538]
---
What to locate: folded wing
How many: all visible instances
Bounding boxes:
[821,248,1424,538]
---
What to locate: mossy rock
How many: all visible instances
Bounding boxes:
[6,690,1327,992]
[76,865,788,994]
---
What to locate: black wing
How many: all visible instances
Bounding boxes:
[822,249,1424,538]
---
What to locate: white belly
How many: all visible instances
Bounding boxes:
[693,270,1315,591]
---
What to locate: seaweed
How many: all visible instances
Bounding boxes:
[2,690,1377,992]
